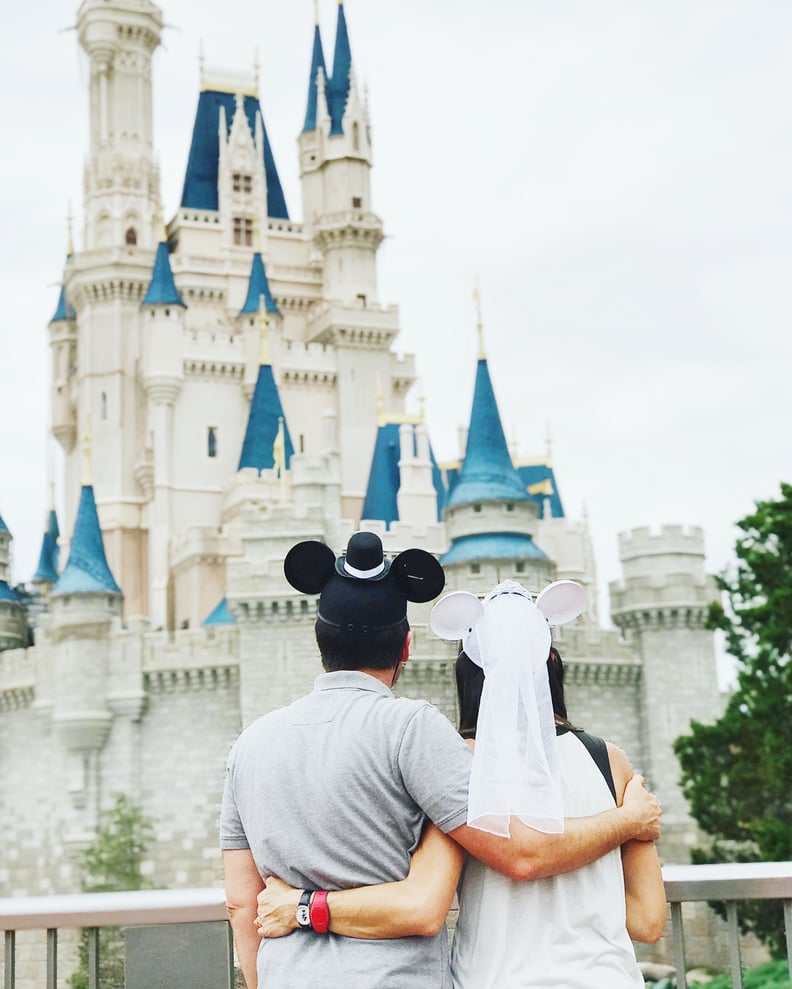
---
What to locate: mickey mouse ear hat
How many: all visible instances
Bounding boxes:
[284,531,445,632]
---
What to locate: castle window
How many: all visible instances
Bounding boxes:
[516,561,525,574]
[208,427,218,458]
[352,122,360,151]
[233,217,254,246]
[101,392,108,420]
[125,227,137,245]
[471,564,480,575]
[352,196,362,209]
[506,503,514,512]
[356,293,367,306]
[473,504,482,513]
[233,173,252,194]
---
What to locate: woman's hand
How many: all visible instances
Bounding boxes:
[255,876,302,938]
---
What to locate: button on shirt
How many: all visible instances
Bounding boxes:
[221,670,473,989]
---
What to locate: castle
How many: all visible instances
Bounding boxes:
[0,0,723,918]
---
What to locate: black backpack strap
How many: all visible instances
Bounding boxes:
[557,724,617,804]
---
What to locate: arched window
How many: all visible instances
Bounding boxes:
[101,392,108,420]
[208,427,218,458]
[352,121,360,151]
[125,227,137,245]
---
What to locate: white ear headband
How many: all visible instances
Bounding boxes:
[430,579,586,837]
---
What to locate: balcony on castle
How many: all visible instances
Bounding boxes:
[1,863,790,989]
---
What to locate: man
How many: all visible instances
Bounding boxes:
[222,532,661,989]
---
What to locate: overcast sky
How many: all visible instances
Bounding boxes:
[1,0,790,623]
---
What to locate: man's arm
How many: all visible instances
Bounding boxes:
[448,773,661,881]
[256,823,464,939]
[224,849,265,989]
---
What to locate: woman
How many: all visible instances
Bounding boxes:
[255,583,665,986]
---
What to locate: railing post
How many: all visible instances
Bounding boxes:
[725,902,743,989]
[4,931,15,989]
[87,927,100,989]
[46,929,57,989]
[784,899,792,981]
[670,901,687,989]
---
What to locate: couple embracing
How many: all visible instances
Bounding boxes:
[221,532,665,989]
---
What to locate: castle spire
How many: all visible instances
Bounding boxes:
[32,501,61,586]
[328,0,352,135]
[447,337,529,509]
[53,422,121,596]
[240,251,279,315]
[237,314,294,473]
[142,239,186,308]
[303,4,327,132]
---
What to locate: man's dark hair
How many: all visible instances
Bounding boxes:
[315,617,410,672]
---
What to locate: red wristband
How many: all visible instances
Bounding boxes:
[309,890,330,933]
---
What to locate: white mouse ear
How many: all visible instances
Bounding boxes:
[430,592,484,641]
[535,580,586,625]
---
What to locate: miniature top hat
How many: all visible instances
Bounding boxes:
[284,531,445,632]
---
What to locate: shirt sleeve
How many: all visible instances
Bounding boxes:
[397,702,473,833]
[219,750,250,850]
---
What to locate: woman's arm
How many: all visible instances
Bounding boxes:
[224,848,266,989]
[607,743,667,943]
[257,821,464,939]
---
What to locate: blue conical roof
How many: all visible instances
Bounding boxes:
[440,532,547,566]
[447,358,530,508]
[51,283,76,323]
[361,422,445,527]
[202,597,237,627]
[303,22,327,132]
[240,253,279,315]
[327,2,352,135]
[142,241,185,307]
[181,90,289,219]
[33,508,60,584]
[0,581,20,603]
[238,365,295,473]
[53,486,121,596]
[0,514,8,533]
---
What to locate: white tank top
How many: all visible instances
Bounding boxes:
[450,731,644,989]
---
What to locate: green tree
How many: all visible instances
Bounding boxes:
[674,482,792,958]
[69,794,155,989]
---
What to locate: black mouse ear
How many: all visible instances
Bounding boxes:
[284,540,337,594]
[389,549,445,603]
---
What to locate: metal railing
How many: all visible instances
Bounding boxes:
[663,861,792,989]
[1,863,791,989]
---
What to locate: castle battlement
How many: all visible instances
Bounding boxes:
[618,525,706,560]
[359,518,448,555]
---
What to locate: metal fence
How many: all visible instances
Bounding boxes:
[1,862,791,988]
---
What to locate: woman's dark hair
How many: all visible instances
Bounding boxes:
[315,617,410,672]
[456,643,569,738]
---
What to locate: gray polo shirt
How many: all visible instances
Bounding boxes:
[221,670,473,988]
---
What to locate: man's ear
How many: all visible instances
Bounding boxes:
[400,630,412,665]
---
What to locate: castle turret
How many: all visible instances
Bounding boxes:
[48,430,123,806]
[32,505,61,592]
[0,514,27,651]
[442,321,553,595]
[49,252,78,454]
[77,0,163,250]
[141,236,187,629]
[609,525,722,861]
[299,2,382,302]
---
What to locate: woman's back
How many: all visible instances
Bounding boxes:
[451,730,644,989]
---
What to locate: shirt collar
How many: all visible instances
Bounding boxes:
[313,670,394,697]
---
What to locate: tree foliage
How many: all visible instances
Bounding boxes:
[674,483,792,958]
[68,794,155,989]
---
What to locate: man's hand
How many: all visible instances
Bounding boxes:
[256,876,302,938]
[621,774,661,841]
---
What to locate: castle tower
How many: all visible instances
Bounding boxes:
[441,322,554,595]
[77,0,163,250]
[32,505,61,592]
[299,1,382,301]
[47,431,123,809]
[140,236,187,629]
[49,252,78,455]
[609,526,722,862]
[0,514,27,651]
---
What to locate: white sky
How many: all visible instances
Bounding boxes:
[1,0,791,622]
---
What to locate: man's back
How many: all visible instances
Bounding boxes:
[221,670,472,988]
